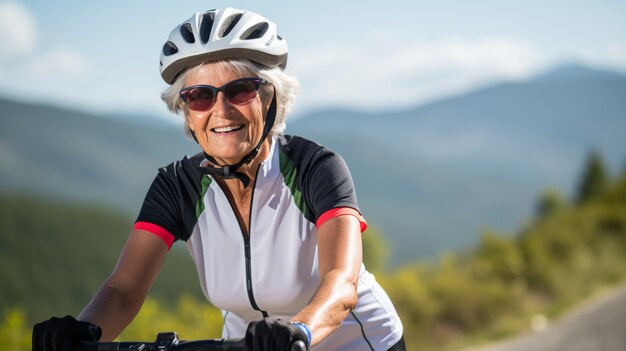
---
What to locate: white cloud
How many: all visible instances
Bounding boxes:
[0,1,36,61]
[576,44,626,72]
[27,49,90,78]
[406,38,542,77]
[0,46,92,99]
[289,35,546,114]
[0,2,92,107]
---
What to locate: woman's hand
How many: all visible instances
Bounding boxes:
[245,318,309,351]
[32,315,101,351]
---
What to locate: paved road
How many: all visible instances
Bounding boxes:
[461,284,626,351]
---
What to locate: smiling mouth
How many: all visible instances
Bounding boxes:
[211,124,244,133]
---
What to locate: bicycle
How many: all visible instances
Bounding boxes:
[76,331,307,351]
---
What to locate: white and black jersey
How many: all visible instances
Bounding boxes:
[135,135,403,350]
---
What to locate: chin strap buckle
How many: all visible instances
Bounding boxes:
[222,166,232,178]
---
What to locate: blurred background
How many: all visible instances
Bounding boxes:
[1,1,625,350]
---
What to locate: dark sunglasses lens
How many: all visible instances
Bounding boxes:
[225,80,259,104]
[185,88,216,111]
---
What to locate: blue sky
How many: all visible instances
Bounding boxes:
[1,0,625,120]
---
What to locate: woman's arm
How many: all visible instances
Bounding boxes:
[291,215,362,346]
[78,229,169,341]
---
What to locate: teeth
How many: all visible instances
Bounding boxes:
[213,125,243,133]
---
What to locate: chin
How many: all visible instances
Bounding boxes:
[204,141,243,154]
[210,149,248,164]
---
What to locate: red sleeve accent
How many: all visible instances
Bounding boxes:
[316,207,368,233]
[133,221,175,250]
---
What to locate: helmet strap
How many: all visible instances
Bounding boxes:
[198,88,277,188]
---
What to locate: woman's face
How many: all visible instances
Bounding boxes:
[183,62,267,165]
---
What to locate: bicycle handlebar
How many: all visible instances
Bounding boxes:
[76,332,307,351]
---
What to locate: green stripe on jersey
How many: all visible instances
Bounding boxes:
[279,149,306,215]
[195,175,212,219]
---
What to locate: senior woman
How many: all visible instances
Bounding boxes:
[32,8,404,351]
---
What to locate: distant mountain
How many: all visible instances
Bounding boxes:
[0,98,198,213]
[287,64,626,262]
[1,64,625,264]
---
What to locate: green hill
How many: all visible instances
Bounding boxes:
[0,97,197,214]
[0,193,202,323]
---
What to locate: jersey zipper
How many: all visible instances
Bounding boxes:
[244,235,268,317]
[223,166,268,318]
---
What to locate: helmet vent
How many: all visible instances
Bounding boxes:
[180,23,195,43]
[199,12,215,44]
[162,41,179,56]
[240,22,268,40]
[219,13,243,38]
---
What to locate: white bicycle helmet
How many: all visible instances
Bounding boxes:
[160,7,288,84]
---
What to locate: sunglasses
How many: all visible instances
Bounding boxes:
[179,77,268,111]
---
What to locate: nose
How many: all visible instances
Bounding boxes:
[210,91,234,117]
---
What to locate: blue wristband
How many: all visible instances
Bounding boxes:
[290,321,312,348]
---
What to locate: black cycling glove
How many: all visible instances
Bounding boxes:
[32,315,102,351]
[245,318,309,351]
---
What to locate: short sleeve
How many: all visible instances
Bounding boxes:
[134,155,205,247]
[280,135,367,232]
[303,150,367,232]
[316,207,368,232]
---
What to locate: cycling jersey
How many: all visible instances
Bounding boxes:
[134,135,403,350]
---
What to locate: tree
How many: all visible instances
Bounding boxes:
[575,149,608,203]
[536,188,565,218]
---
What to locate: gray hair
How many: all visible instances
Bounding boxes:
[161,59,300,138]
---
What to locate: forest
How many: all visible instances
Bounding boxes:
[1,151,625,351]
